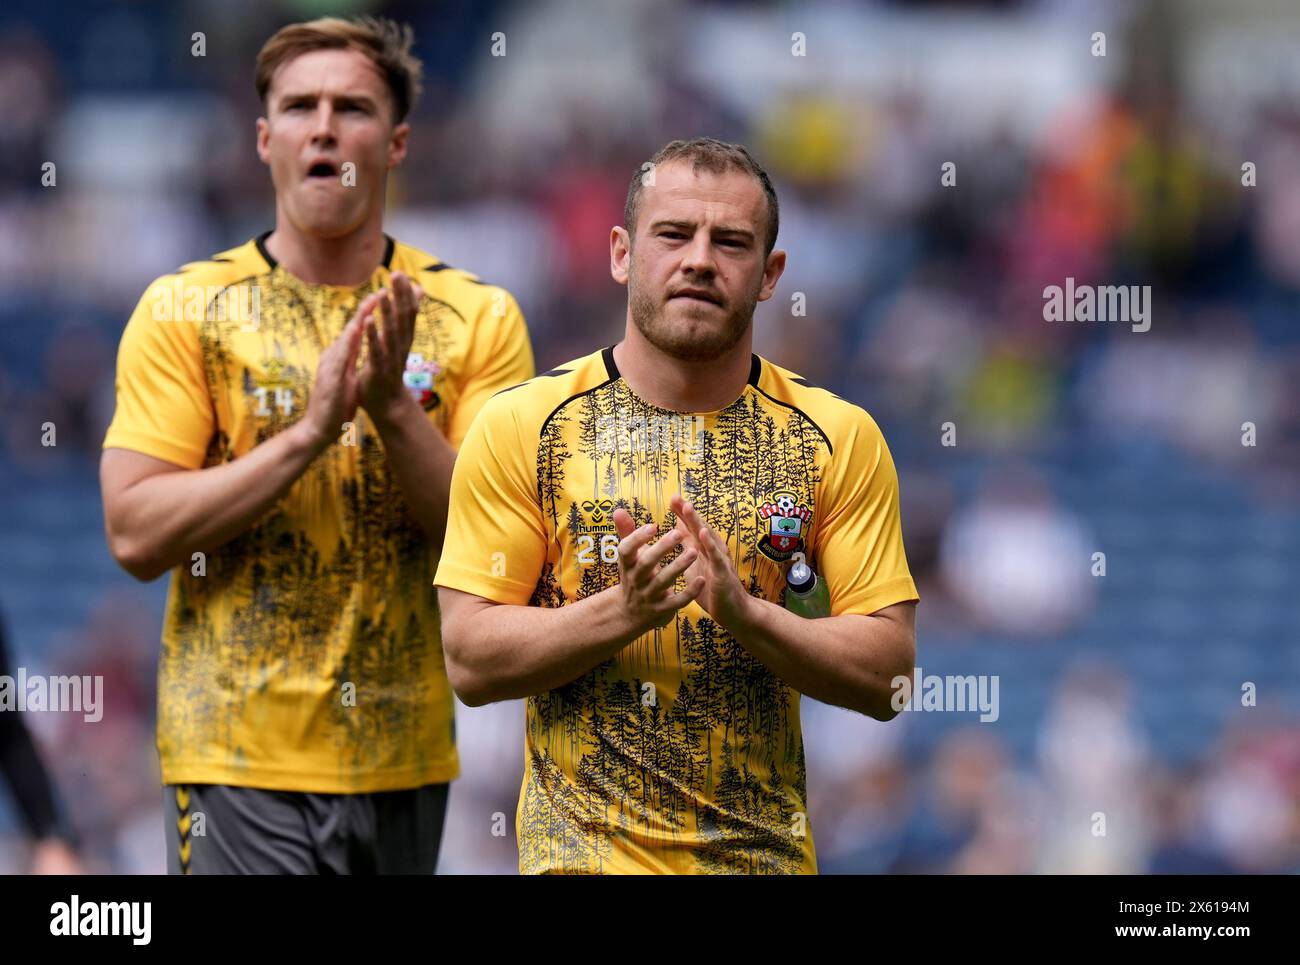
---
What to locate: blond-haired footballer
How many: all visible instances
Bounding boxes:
[101,17,534,874]
[435,138,918,874]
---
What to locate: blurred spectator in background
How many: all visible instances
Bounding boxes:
[1036,660,1150,874]
[939,466,1096,638]
[888,728,1028,873]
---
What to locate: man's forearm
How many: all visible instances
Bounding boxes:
[730,597,915,719]
[105,421,328,581]
[445,585,650,705]
[367,393,457,549]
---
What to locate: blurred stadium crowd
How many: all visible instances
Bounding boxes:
[0,0,1297,873]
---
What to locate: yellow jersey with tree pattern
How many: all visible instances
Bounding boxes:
[103,233,535,793]
[434,347,919,874]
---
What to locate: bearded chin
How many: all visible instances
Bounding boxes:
[628,276,757,363]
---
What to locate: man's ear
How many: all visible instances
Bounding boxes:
[255,116,271,165]
[388,122,410,169]
[757,248,787,302]
[610,226,631,286]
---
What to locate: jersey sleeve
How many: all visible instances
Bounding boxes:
[444,289,535,450]
[434,389,550,605]
[812,410,920,617]
[102,277,215,469]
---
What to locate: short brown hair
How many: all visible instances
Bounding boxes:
[255,16,423,123]
[624,138,780,256]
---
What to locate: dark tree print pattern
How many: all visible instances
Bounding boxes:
[519,374,825,874]
[156,264,460,786]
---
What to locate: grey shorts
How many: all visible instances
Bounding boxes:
[163,782,449,875]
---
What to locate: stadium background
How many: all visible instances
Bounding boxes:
[0,0,1297,874]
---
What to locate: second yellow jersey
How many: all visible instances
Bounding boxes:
[104,233,534,793]
[435,347,919,873]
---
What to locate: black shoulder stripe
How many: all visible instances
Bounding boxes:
[420,261,492,286]
[176,257,233,275]
[490,366,575,399]
[791,374,844,401]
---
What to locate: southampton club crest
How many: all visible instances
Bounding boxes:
[403,353,442,411]
[757,490,813,562]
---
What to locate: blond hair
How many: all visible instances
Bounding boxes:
[255,16,423,123]
[625,138,780,256]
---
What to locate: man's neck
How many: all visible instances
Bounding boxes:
[263,217,388,287]
[612,324,754,414]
